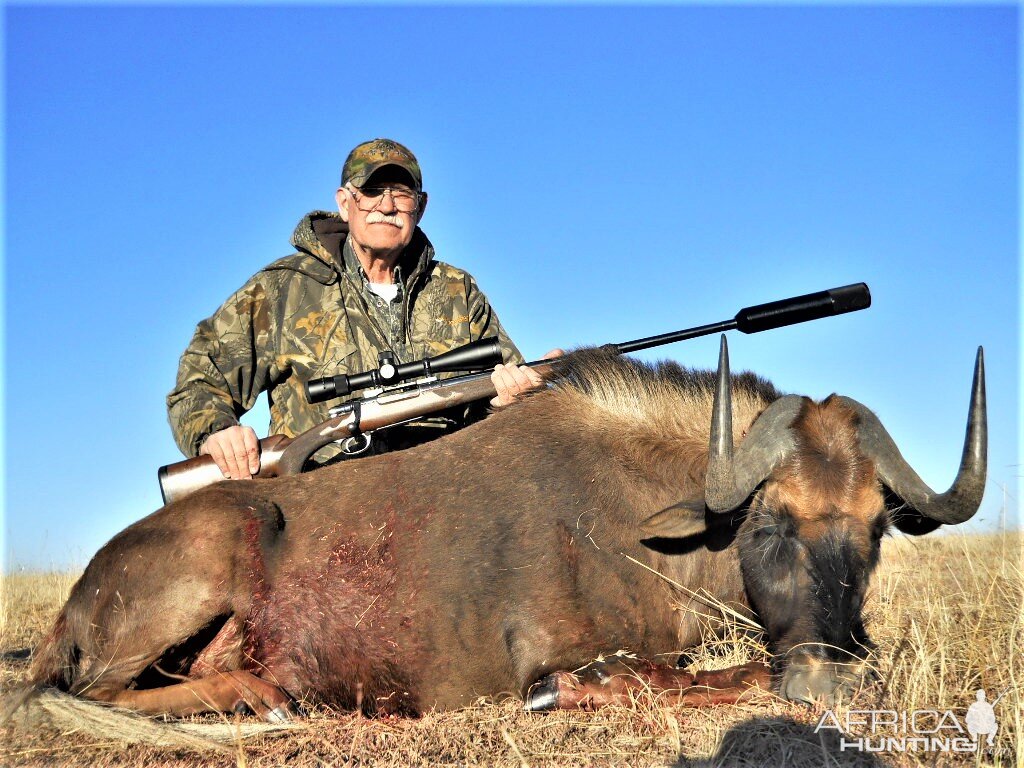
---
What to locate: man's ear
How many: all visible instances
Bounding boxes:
[336,188,351,223]
[415,191,428,222]
[640,499,708,539]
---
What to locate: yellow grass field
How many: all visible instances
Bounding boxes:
[1,531,1020,767]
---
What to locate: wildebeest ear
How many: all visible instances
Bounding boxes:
[891,513,942,536]
[884,489,943,536]
[641,499,708,538]
[889,506,943,536]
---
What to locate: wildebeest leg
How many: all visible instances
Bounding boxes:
[88,671,292,721]
[681,662,773,704]
[30,492,291,720]
[524,654,771,711]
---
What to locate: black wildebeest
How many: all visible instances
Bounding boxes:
[25,340,986,719]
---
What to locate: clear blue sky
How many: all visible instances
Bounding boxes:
[3,4,1020,570]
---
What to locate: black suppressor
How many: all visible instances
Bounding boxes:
[305,337,504,404]
[733,282,871,334]
[603,283,871,356]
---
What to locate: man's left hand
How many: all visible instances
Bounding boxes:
[490,349,564,407]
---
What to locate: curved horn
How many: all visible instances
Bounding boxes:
[704,336,804,513]
[837,347,987,526]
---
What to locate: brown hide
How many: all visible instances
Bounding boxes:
[222,361,777,712]
[32,349,924,715]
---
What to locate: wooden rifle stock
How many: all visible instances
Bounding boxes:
[158,433,294,504]
[158,282,870,505]
[157,366,544,505]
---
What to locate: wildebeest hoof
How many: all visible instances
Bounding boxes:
[524,672,579,712]
[265,705,292,723]
[524,675,561,712]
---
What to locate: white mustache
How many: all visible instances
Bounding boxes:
[365,211,404,226]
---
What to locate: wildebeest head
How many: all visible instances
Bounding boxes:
[644,337,987,705]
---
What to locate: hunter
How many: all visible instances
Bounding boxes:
[168,138,553,480]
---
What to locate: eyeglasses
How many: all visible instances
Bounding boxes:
[349,185,422,213]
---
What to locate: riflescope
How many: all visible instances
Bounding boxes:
[305,337,504,404]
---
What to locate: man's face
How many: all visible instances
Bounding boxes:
[336,166,427,257]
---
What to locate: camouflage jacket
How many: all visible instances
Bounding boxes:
[167,210,523,462]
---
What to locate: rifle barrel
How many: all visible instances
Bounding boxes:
[602,320,738,356]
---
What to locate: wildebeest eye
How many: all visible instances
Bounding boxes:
[870,516,887,543]
[751,508,786,539]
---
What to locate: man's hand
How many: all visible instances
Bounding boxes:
[490,349,565,408]
[199,425,261,479]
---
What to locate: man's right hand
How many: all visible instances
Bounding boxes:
[199,425,261,479]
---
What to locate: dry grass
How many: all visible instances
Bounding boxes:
[1,532,1019,767]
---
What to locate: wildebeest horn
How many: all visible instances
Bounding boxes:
[704,336,804,513]
[835,347,987,526]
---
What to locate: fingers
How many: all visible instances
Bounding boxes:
[489,363,544,408]
[489,365,516,408]
[199,426,261,479]
[489,348,567,407]
[241,427,260,475]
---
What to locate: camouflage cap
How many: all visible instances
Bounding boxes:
[341,138,423,191]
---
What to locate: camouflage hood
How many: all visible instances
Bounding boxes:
[284,210,434,290]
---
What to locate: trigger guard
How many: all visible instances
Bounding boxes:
[339,433,372,456]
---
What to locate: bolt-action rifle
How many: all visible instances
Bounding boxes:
[157,283,871,504]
